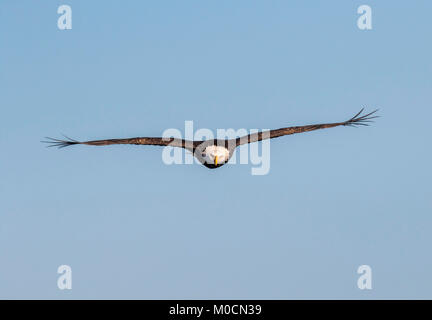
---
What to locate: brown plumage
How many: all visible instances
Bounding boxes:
[43,108,378,169]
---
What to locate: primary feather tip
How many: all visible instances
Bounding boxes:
[41,136,80,148]
[344,108,379,127]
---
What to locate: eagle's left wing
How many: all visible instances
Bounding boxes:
[235,108,378,146]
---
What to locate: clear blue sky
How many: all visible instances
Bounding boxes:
[1,1,431,299]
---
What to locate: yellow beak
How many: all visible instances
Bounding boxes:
[214,155,218,166]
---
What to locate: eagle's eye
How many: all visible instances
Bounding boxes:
[201,153,206,157]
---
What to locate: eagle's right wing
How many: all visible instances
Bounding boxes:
[42,136,196,151]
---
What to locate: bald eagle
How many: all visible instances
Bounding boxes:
[43,109,378,169]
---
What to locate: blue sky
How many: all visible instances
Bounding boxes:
[0,1,431,299]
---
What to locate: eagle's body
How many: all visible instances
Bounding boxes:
[44,109,378,169]
[201,145,231,168]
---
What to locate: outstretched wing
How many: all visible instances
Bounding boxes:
[235,108,378,146]
[42,136,195,151]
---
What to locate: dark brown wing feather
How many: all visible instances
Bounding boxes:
[43,109,377,150]
[235,108,378,146]
[42,135,195,151]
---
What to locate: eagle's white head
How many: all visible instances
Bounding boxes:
[202,145,230,166]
